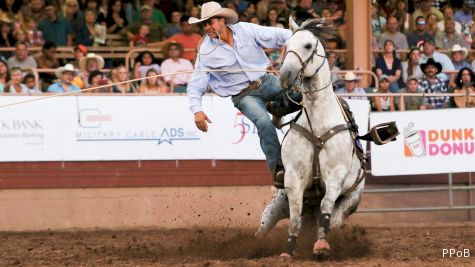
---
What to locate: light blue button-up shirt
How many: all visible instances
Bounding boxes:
[187,22,292,114]
[47,82,80,93]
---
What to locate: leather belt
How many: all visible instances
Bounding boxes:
[233,78,262,97]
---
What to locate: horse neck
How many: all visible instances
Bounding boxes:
[302,63,346,132]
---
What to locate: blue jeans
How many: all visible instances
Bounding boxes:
[231,73,285,171]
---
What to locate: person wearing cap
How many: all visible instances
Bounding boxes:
[38,1,73,47]
[47,63,80,93]
[160,42,193,93]
[419,58,449,109]
[434,16,467,50]
[373,75,395,112]
[125,4,165,42]
[398,76,424,111]
[419,38,455,83]
[69,44,88,69]
[133,0,168,29]
[336,71,367,100]
[449,44,470,70]
[186,1,292,188]
[407,16,433,48]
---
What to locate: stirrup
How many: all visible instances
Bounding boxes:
[273,170,285,189]
[362,121,399,145]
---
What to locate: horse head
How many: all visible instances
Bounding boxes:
[280,16,330,92]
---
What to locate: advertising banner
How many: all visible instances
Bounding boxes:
[370,109,475,176]
[0,96,369,162]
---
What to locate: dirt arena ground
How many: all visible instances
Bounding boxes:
[1,223,474,267]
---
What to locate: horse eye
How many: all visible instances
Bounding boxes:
[305,44,312,49]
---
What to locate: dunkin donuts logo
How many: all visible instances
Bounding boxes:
[404,122,475,157]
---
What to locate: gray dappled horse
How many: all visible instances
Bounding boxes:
[258,17,367,258]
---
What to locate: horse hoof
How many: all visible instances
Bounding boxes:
[313,239,330,258]
[280,252,293,258]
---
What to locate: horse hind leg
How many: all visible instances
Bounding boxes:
[330,185,363,229]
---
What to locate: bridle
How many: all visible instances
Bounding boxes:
[282,29,332,96]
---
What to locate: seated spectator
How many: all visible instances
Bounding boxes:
[69,44,87,69]
[126,5,165,43]
[449,44,470,70]
[0,0,22,26]
[87,70,110,93]
[407,16,433,48]
[327,51,342,87]
[18,0,47,27]
[435,16,468,49]
[378,16,409,50]
[166,11,182,37]
[419,39,455,83]
[134,0,168,29]
[437,6,462,34]
[4,67,28,93]
[420,58,449,109]
[454,3,473,25]
[130,24,150,48]
[0,58,9,93]
[38,1,73,47]
[35,42,60,89]
[371,2,386,37]
[133,51,160,79]
[72,53,105,89]
[373,75,395,111]
[336,72,367,100]
[75,9,106,46]
[149,16,202,63]
[105,0,128,34]
[0,21,15,48]
[138,68,169,94]
[327,0,344,26]
[398,76,424,111]
[14,29,30,46]
[426,13,441,37]
[451,67,475,108]
[24,18,44,47]
[293,0,318,24]
[375,39,402,93]
[110,65,138,93]
[48,63,80,93]
[64,0,84,38]
[23,73,42,94]
[265,8,284,28]
[160,42,193,93]
[412,0,444,25]
[401,47,424,83]
[7,42,37,69]
[84,0,106,24]
[393,0,410,33]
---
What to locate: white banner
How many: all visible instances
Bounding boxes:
[0,96,369,162]
[370,109,475,176]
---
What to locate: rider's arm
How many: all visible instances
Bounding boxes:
[243,22,292,49]
[187,55,210,114]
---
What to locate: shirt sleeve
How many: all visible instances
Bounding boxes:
[244,22,292,49]
[187,55,210,114]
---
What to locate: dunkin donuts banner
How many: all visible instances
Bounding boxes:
[370,108,475,176]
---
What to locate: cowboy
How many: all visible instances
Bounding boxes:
[47,63,80,93]
[448,44,470,70]
[336,71,367,100]
[419,58,449,109]
[186,1,292,188]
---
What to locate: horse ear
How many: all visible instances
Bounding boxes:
[289,16,299,33]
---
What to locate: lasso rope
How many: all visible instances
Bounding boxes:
[0,68,275,109]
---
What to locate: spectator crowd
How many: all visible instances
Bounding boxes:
[0,0,473,109]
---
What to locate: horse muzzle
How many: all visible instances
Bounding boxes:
[279,65,298,89]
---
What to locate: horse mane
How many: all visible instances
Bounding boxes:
[298,18,338,44]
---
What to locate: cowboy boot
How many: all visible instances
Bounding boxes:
[266,91,303,118]
[272,160,285,189]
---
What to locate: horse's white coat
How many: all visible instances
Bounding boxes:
[257,17,364,254]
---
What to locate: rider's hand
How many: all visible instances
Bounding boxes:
[194,111,212,132]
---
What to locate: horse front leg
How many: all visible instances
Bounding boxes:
[281,171,304,257]
[255,189,289,237]
[314,167,345,257]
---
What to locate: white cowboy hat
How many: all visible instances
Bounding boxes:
[449,44,468,59]
[188,1,238,25]
[55,63,76,78]
[79,53,105,71]
[344,71,360,82]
